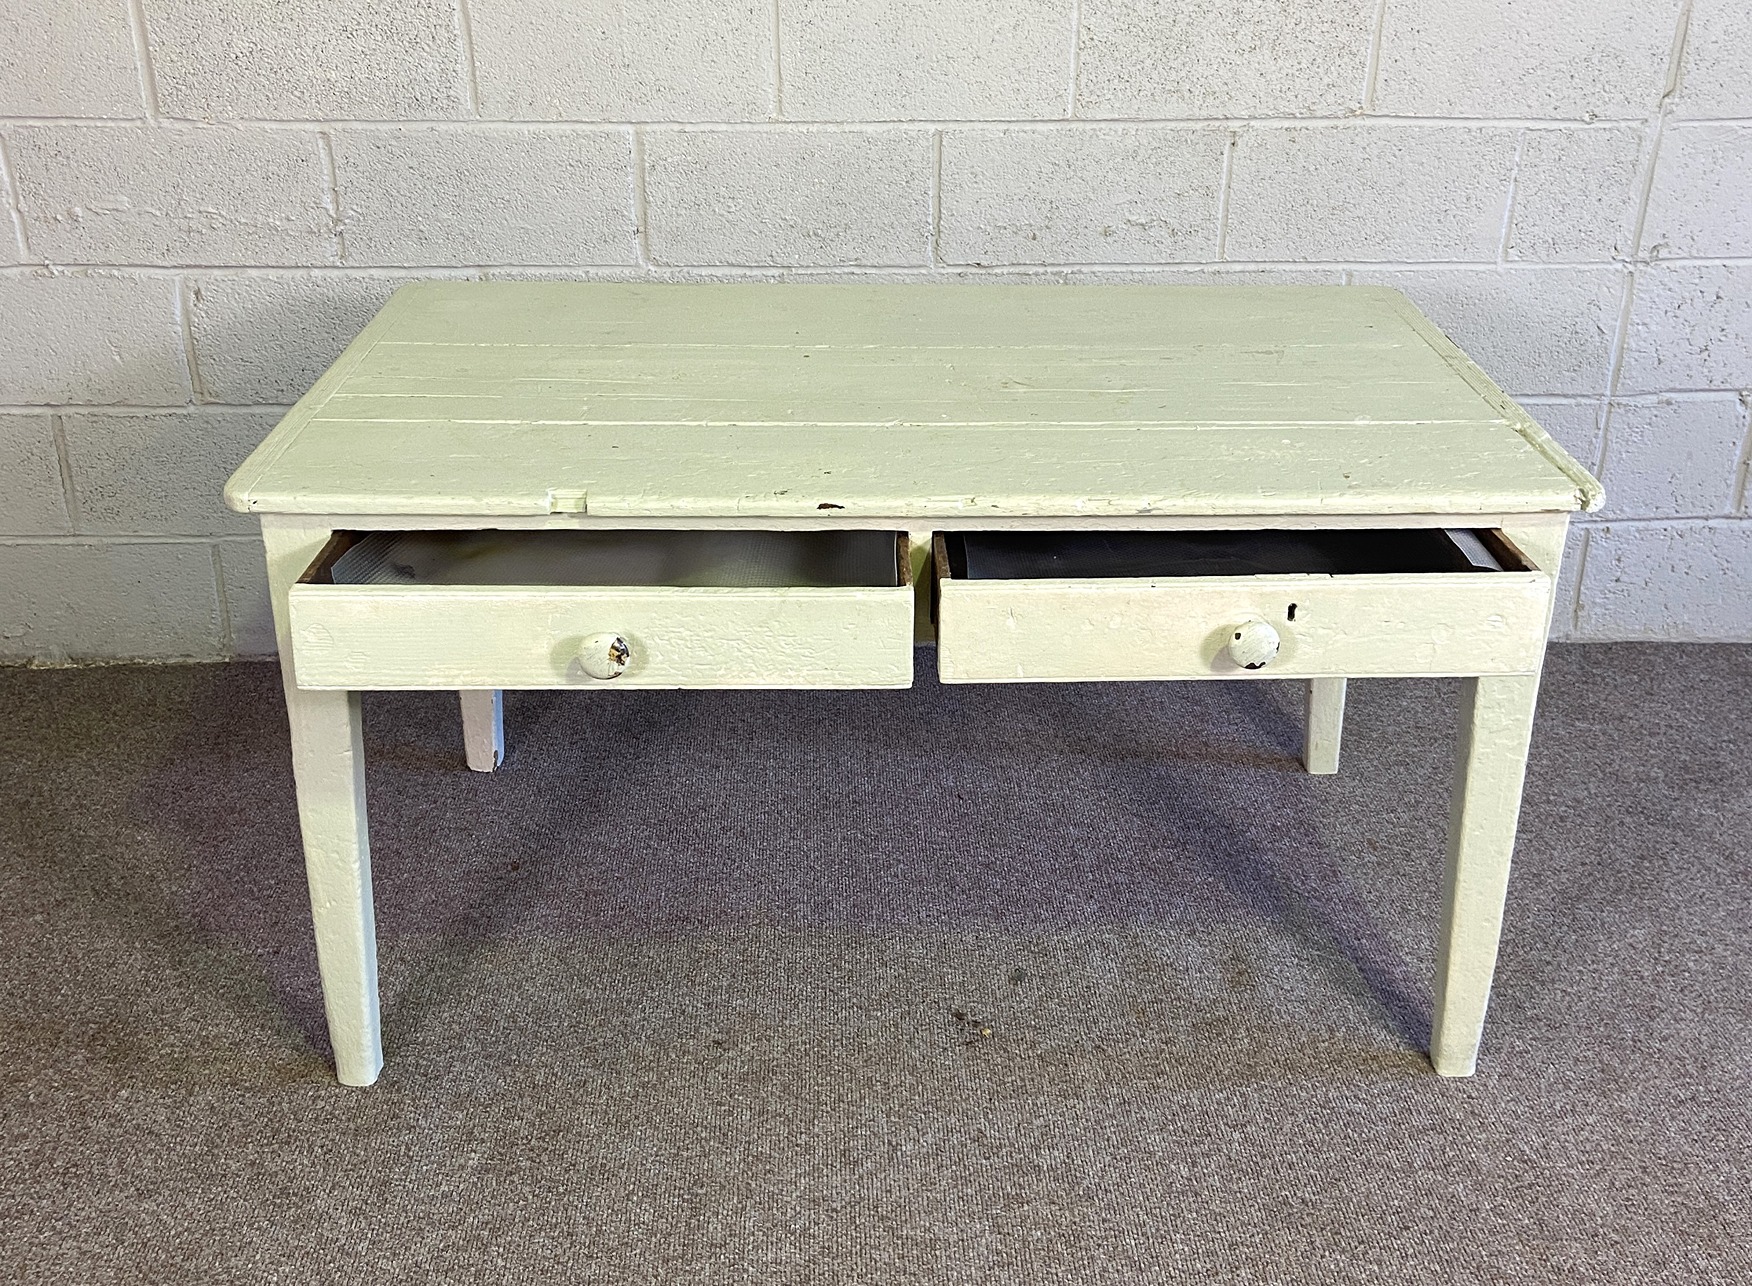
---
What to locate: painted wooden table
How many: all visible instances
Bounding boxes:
[225,282,1603,1086]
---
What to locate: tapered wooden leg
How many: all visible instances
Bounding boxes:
[1430,673,1541,1077]
[285,687,382,1085]
[460,689,504,772]
[1303,677,1346,774]
[263,521,383,1086]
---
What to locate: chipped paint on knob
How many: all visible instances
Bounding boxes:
[580,632,631,680]
[1227,619,1280,670]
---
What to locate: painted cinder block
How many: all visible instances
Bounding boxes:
[1350,267,1624,397]
[0,541,222,661]
[1507,127,1645,262]
[0,1,142,117]
[782,0,1071,121]
[1075,0,1374,117]
[217,538,276,656]
[141,0,467,120]
[331,127,637,267]
[470,0,771,122]
[939,127,1225,265]
[0,274,189,405]
[59,409,280,536]
[8,125,333,267]
[644,128,932,266]
[188,274,408,404]
[1225,126,1517,262]
[1576,522,1752,641]
[1520,400,1606,477]
[1643,124,1752,259]
[1620,264,1752,393]
[1373,0,1683,119]
[1545,522,1590,641]
[1673,0,1752,120]
[1598,397,1748,520]
[485,264,1346,288]
[0,414,70,536]
[979,266,1349,286]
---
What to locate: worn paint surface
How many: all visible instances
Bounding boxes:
[1227,618,1281,669]
[579,632,633,680]
[289,583,915,689]
[1431,674,1542,1077]
[239,290,1596,1086]
[225,283,1603,519]
[936,568,1552,682]
[262,522,382,1087]
[1303,677,1347,775]
[459,688,503,772]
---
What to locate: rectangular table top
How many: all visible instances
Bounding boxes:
[224,282,1602,520]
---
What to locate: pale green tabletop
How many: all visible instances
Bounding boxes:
[225,282,1602,520]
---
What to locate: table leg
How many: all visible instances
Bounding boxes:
[263,523,383,1086]
[1303,677,1346,774]
[1430,673,1540,1077]
[460,689,504,772]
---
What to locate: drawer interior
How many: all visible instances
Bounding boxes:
[305,529,908,588]
[939,528,1530,581]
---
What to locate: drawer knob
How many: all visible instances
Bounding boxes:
[1226,619,1280,670]
[580,632,632,680]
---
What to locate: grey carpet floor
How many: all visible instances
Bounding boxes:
[1,645,1748,1284]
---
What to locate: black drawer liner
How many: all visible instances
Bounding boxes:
[947,529,1513,580]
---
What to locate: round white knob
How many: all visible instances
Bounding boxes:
[1226,619,1280,670]
[579,632,631,680]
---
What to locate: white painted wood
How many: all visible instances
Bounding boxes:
[262,522,383,1087]
[936,569,1553,683]
[224,283,1603,520]
[459,689,503,772]
[226,288,1604,1086]
[263,510,1577,535]
[1423,516,1567,1076]
[1498,516,1571,634]
[289,583,915,689]
[1304,677,1346,775]
[1430,674,1542,1077]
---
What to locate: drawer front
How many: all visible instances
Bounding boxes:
[936,571,1553,682]
[289,584,914,689]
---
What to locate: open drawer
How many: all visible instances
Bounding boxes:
[290,529,914,689]
[933,529,1553,683]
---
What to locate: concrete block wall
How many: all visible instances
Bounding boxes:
[1,0,1748,659]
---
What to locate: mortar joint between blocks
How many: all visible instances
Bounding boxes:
[1564,527,1592,632]
[1067,0,1083,119]
[1731,394,1752,514]
[0,134,32,263]
[49,413,79,535]
[631,128,652,269]
[1497,130,1528,264]
[211,542,235,655]
[1361,0,1390,114]
[770,0,785,120]
[124,0,162,121]
[456,0,484,118]
[1214,131,1237,261]
[929,131,944,267]
[175,276,205,403]
[316,131,348,264]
